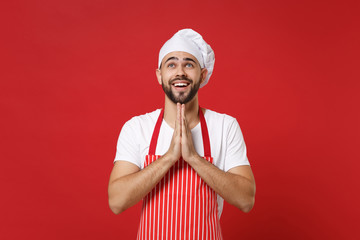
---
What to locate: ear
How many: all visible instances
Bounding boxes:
[200,68,208,85]
[156,69,162,85]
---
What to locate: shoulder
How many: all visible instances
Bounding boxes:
[124,109,161,127]
[120,109,162,135]
[204,108,243,138]
[204,108,238,126]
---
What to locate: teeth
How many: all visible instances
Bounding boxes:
[174,83,188,87]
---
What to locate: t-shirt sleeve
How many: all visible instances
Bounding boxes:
[114,120,141,168]
[224,118,250,172]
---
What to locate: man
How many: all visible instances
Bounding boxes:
[108,29,255,240]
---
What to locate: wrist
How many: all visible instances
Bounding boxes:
[186,153,201,165]
[163,151,178,164]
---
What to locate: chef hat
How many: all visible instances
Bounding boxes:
[158,29,215,88]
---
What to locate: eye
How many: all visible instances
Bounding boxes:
[185,63,193,67]
[168,63,175,68]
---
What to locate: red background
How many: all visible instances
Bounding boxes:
[1,0,359,239]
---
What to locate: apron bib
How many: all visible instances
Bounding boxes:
[137,108,223,240]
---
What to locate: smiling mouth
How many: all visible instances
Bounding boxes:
[172,82,190,88]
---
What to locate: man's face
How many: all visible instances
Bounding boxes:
[156,51,207,104]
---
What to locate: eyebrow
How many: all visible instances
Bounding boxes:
[164,57,179,64]
[183,58,196,64]
[164,56,197,64]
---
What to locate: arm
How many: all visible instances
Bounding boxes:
[186,157,255,213]
[108,105,182,214]
[108,155,176,214]
[180,104,256,213]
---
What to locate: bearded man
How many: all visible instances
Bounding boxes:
[108,29,256,240]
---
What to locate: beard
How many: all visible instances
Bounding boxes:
[161,77,201,104]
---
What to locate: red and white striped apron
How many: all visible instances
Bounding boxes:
[137,108,223,240]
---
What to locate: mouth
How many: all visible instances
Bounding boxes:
[171,79,191,90]
[172,82,190,88]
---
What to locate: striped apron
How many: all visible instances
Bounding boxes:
[137,108,223,240]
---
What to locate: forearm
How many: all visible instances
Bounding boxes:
[108,155,175,214]
[188,155,256,212]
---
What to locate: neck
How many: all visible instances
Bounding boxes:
[163,95,200,129]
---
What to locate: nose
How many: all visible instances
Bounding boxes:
[175,65,187,77]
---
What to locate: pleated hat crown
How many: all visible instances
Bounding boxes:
[158,29,215,88]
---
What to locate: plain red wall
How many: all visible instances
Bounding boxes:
[1,0,359,239]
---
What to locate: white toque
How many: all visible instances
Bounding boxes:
[158,29,215,88]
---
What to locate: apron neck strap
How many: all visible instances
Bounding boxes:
[199,107,211,156]
[148,107,211,156]
[148,108,164,155]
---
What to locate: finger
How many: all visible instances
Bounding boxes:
[181,104,186,136]
[176,103,181,136]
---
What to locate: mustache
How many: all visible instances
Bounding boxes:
[169,77,193,85]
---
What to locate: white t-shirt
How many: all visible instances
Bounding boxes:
[114,108,250,217]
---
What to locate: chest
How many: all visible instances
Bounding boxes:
[137,122,226,170]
